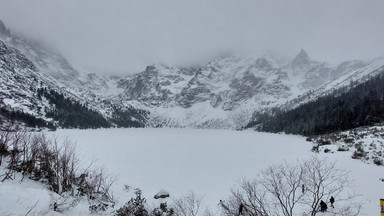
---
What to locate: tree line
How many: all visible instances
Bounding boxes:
[0,87,149,130]
[246,70,384,136]
[38,88,112,129]
[0,107,56,130]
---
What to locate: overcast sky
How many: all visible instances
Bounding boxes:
[0,0,384,75]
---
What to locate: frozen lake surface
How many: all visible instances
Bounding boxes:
[1,128,382,215]
[53,128,383,215]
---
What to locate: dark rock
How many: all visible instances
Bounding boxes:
[154,190,170,199]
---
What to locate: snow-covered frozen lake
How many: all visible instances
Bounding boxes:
[52,128,383,215]
[55,129,312,210]
[1,128,383,215]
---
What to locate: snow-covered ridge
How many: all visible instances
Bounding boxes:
[117,52,384,129]
[0,20,148,128]
[1,19,384,129]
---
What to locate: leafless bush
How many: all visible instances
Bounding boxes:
[84,168,117,207]
[301,158,361,216]
[228,162,304,216]
[172,191,202,216]
[260,161,305,216]
[228,158,361,216]
[229,178,272,216]
[0,128,117,213]
[0,124,29,181]
[202,208,215,216]
[51,192,81,213]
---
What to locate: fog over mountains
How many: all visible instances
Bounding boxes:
[1,20,384,130]
[1,0,384,75]
[1,2,384,215]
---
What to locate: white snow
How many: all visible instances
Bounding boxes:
[0,129,384,216]
[0,174,55,216]
[0,128,383,215]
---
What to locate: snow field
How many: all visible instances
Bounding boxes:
[0,128,383,215]
[52,128,384,215]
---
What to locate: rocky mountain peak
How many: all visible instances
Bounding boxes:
[145,65,157,72]
[2,21,384,130]
[0,20,10,36]
[295,48,309,60]
[291,49,312,72]
[254,56,280,71]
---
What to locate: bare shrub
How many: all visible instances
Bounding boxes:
[229,178,272,216]
[228,158,361,216]
[261,162,305,216]
[83,168,117,208]
[301,158,361,216]
[172,191,202,216]
[0,128,116,213]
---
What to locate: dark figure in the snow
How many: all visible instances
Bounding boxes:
[219,200,229,211]
[319,200,328,212]
[302,184,305,193]
[239,203,244,215]
[330,196,335,208]
[53,202,58,211]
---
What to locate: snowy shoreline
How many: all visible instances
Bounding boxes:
[1,128,383,215]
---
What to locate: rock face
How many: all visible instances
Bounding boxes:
[1,19,384,129]
[0,20,148,128]
[116,51,383,128]
[0,20,10,36]
[0,40,44,115]
[120,56,292,109]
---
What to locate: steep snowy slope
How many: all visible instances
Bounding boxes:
[283,57,384,111]
[1,19,384,129]
[0,20,147,128]
[116,56,293,128]
[0,39,49,117]
[117,50,384,129]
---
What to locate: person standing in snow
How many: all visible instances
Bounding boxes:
[218,200,229,211]
[330,196,335,208]
[319,200,327,212]
[239,203,244,215]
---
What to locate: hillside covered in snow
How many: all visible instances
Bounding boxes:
[1,19,384,131]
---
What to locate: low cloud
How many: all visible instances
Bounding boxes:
[0,0,383,75]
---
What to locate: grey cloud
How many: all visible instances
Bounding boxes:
[0,0,383,75]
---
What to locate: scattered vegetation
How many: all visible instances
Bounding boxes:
[115,188,149,216]
[0,124,115,213]
[0,125,368,215]
[309,126,384,165]
[172,191,202,216]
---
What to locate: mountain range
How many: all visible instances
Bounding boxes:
[1,20,384,130]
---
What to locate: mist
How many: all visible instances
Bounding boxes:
[0,0,383,75]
